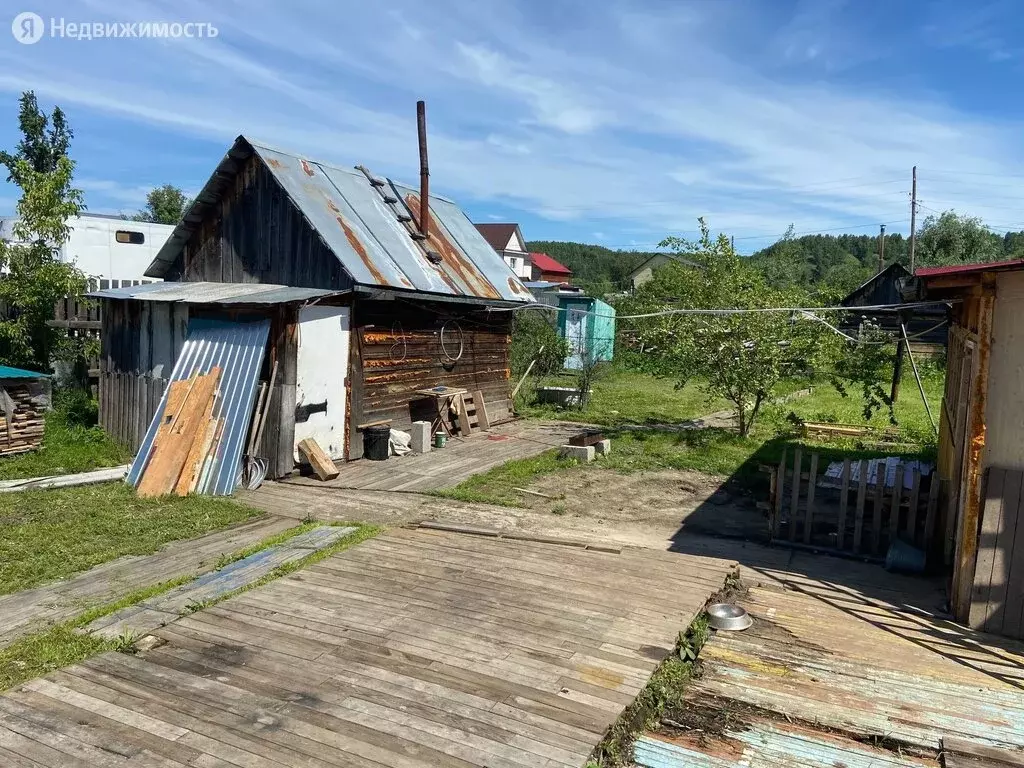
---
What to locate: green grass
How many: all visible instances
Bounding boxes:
[0,483,264,594]
[518,367,724,426]
[0,522,381,691]
[440,366,945,507]
[0,412,131,481]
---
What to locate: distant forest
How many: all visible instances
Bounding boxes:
[530,213,1024,297]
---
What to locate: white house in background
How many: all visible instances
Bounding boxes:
[473,222,533,280]
[0,212,173,288]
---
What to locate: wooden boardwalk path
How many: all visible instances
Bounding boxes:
[0,515,296,648]
[0,528,735,767]
[279,421,584,493]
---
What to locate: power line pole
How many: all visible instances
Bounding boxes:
[878,223,886,274]
[909,166,918,273]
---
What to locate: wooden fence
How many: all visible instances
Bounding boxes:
[769,449,941,559]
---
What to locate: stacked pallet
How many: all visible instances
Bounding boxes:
[136,368,224,498]
[0,383,48,457]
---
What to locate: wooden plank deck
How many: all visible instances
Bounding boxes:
[0,515,297,649]
[0,528,735,767]
[637,544,1024,767]
[282,421,584,492]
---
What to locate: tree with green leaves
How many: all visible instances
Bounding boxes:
[915,211,1002,267]
[129,184,189,225]
[0,92,87,369]
[621,219,839,436]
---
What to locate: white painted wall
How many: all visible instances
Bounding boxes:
[504,231,524,252]
[294,305,350,461]
[0,213,173,284]
[984,270,1024,471]
[502,253,532,280]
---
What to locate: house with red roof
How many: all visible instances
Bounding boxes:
[529,252,572,283]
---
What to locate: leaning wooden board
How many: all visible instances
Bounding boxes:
[136,368,221,498]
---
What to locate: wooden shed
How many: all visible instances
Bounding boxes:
[0,365,50,457]
[94,136,533,481]
[914,259,1024,637]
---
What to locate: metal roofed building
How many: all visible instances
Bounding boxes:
[95,136,534,481]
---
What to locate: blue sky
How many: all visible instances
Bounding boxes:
[1,0,1024,253]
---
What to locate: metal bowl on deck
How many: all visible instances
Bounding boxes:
[707,603,752,631]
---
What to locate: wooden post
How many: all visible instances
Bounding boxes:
[891,336,905,403]
[908,468,921,547]
[773,449,786,540]
[925,474,940,554]
[854,459,868,552]
[804,452,818,544]
[872,466,886,556]
[789,448,802,542]
[890,464,904,547]
[837,458,851,551]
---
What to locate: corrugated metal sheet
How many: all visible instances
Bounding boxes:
[127,317,270,496]
[634,726,934,767]
[0,365,47,379]
[146,136,533,303]
[89,281,343,304]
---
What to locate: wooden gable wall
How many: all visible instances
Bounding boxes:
[163,153,354,291]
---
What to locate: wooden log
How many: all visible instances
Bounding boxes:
[854,459,868,553]
[297,437,340,481]
[803,452,818,544]
[837,458,851,551]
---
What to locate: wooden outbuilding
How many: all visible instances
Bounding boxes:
[94,136,533,481]
[913,259,1024,636]
[0,365,50,457]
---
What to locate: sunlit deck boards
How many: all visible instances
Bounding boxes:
[0,528,735,767]
[278,421,583,492]
[636,549,1024,767]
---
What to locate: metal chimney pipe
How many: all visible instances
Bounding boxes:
[416,100,430,238]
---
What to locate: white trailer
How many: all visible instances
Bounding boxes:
[0,212,173,287]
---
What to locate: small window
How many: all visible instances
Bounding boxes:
[115,230,145,245]
[508,257,518,269]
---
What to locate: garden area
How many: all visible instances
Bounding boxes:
[446,223,945,530]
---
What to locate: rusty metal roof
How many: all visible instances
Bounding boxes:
[146,136,533,304]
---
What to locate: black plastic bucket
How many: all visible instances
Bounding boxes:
[364,425,390,461]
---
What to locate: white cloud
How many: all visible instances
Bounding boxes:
[0,0,1022,250]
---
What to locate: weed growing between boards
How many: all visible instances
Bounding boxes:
[586,612,712,767]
